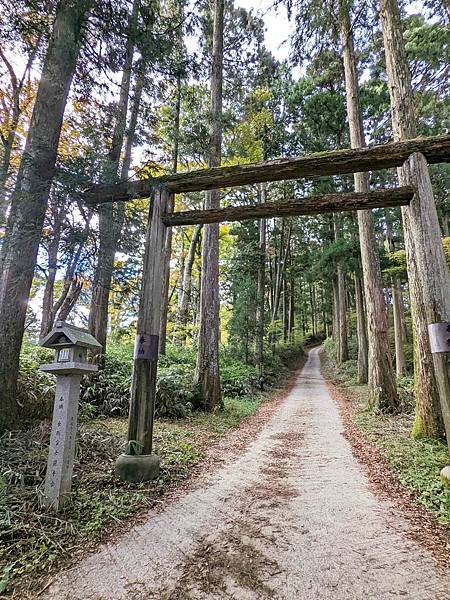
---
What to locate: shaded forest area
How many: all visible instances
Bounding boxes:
[0,0,449,594]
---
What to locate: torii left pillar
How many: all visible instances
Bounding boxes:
[115,187,172,482]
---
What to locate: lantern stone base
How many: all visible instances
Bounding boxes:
[115,453,160,483]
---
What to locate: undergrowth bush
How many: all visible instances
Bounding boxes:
[16,343,54,423]
[15,338,305,425]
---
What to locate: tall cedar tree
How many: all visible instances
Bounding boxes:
[380,0,450,439]
[0,0,92,432]
[194,0,224,410]
[339,0,399,411]
[88,0,140,357]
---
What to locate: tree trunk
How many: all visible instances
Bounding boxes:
[177,224,202,342]
[385,210,406,376]
[0,38,43,221]
[194,0,224,410]
[160,75,182,354]
[334,214,348,362]
[289,273,295,342]
[340,2,398,410]
[380,0,449,436]
[256,184,267,387]
[88,0,139,358]
[337,265,348,362]
[354,274,369,383]
[40,201,66,339]
[0,0,92,432]
[332,275,340,342]
[441,213,449,237]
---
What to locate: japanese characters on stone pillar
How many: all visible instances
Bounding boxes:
[40,321,101,510]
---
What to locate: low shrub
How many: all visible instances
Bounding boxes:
[81,353,132,417]
[396,375,415,412]
[15,338,305,425]
[220,362,258,396]
[16,343,54,423]
[156,365,194,419]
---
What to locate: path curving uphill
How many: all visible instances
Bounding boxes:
[43,347,449,599]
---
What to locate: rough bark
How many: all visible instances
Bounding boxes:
[340,1,399,411]
[0,38,43,220]
[40,200,66,339]
[337,265,348,363]
[163,187,413,226]
[256,184,267,388]
[160,75,182,354]
[88,0,139,357]
[354,274,368,384]
[332,276,340,342]
[0,0,92,432]
[334,214,348,363]
[85,135,450,202]
[385,210,406,377]
[177,224,202,341]
[380,0,449,437]
[194,0,224,411]
[441,213,449,237]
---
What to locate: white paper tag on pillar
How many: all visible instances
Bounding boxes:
[134,333,159,359]
[428,322,450,353]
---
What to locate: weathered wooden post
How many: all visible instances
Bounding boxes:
[115,187,172,482]
[40,321,101,510]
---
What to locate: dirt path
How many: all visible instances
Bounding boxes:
[43,348,449,599]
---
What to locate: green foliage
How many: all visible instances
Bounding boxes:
[16,343,54,423]
[324,346,450,524]
[356,411,450,524]
[14,339,305,426]
[383,249,407,280]
[443,237,450,270]
[156,366,194,419]
[81,345,132,417]
[220,362,258,397]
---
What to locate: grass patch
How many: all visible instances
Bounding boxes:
[322,344,450,525]
[0,393,266,596]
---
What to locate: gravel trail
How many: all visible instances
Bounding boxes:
[44,347,449,599]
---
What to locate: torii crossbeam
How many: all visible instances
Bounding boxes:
[94,135,450,484]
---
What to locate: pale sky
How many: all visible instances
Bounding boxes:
[237,0,293,62]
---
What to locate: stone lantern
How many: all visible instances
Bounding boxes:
[40,321,101,510]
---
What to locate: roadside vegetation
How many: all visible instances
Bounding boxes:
[0,340,305,596]
[322,338,450,525]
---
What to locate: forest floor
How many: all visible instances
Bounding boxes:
[38,347,450,599]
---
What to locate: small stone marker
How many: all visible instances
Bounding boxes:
[40,321,101,510]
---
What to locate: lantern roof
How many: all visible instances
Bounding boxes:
[40,321,102,351]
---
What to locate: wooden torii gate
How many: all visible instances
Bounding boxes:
[85,134,450,482]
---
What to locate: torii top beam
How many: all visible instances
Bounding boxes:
[84,135,450,203]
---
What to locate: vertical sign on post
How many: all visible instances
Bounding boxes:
[40,321,101,510]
